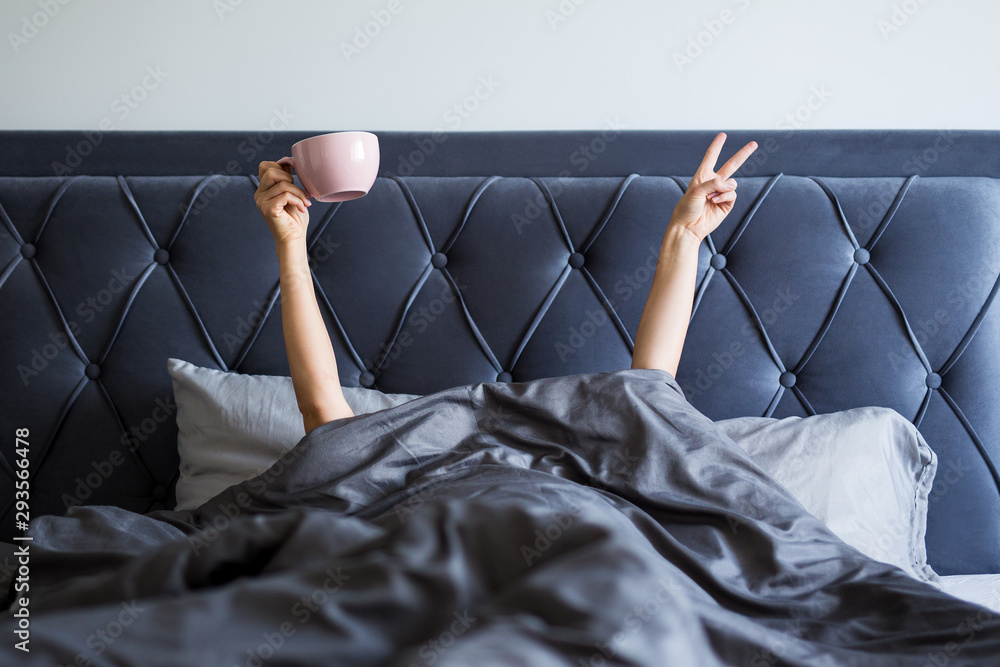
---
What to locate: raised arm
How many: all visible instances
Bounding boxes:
[631,133,757,377]
[254,160,354,432]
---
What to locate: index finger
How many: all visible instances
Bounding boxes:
[695,132,728,176]
[258,160,291,179]
[716,141,759,180]
[257,160,293,187]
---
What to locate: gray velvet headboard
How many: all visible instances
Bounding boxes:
[1,129,998,574]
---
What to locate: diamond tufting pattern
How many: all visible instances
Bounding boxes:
[1,141,999,574]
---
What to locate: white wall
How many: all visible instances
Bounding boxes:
[2,0,997,132]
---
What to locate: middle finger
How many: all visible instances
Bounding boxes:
[261,179,310,207]
[258,162,294,189]
[716,141,759,181]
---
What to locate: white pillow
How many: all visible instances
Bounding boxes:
[715,408,941,586]
[167,358,420,511]
[167,358,939,585]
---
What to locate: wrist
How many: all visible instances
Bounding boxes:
[275,238,311,284]
[276,236,308,260]
[662,223,703,253]
[651,224,702,276]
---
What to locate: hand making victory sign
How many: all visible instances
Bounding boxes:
[670,132,759,242]
[631,133,758,378]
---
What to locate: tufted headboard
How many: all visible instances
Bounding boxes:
[1,130,999,575]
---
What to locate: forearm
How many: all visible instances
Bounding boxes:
[630,224,702,377]
[275,239,353,430]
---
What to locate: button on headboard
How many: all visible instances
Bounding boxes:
[1,130,998,574]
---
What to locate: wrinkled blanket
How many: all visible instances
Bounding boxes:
[2,369,998,666]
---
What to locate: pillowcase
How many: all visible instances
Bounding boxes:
[715,408,940,586]
[168,358,939,585]
[167,358,419,512]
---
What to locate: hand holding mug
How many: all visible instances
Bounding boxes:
[255,160,312,246]
[278,131,380,202]
[255,131,381,246]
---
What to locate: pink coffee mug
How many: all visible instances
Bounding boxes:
[277,131,380,202]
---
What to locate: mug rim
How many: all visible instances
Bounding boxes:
[291,131,377,150]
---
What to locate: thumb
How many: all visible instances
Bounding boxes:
[688,176,736,199]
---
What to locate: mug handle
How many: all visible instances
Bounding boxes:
[276,156,315,199]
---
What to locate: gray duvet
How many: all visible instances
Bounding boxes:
[2,369,998,666]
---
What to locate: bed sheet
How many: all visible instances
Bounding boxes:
[2,369,998,665]
[939,575,1000,613]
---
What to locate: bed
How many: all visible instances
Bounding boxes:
[1,129,999,664]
